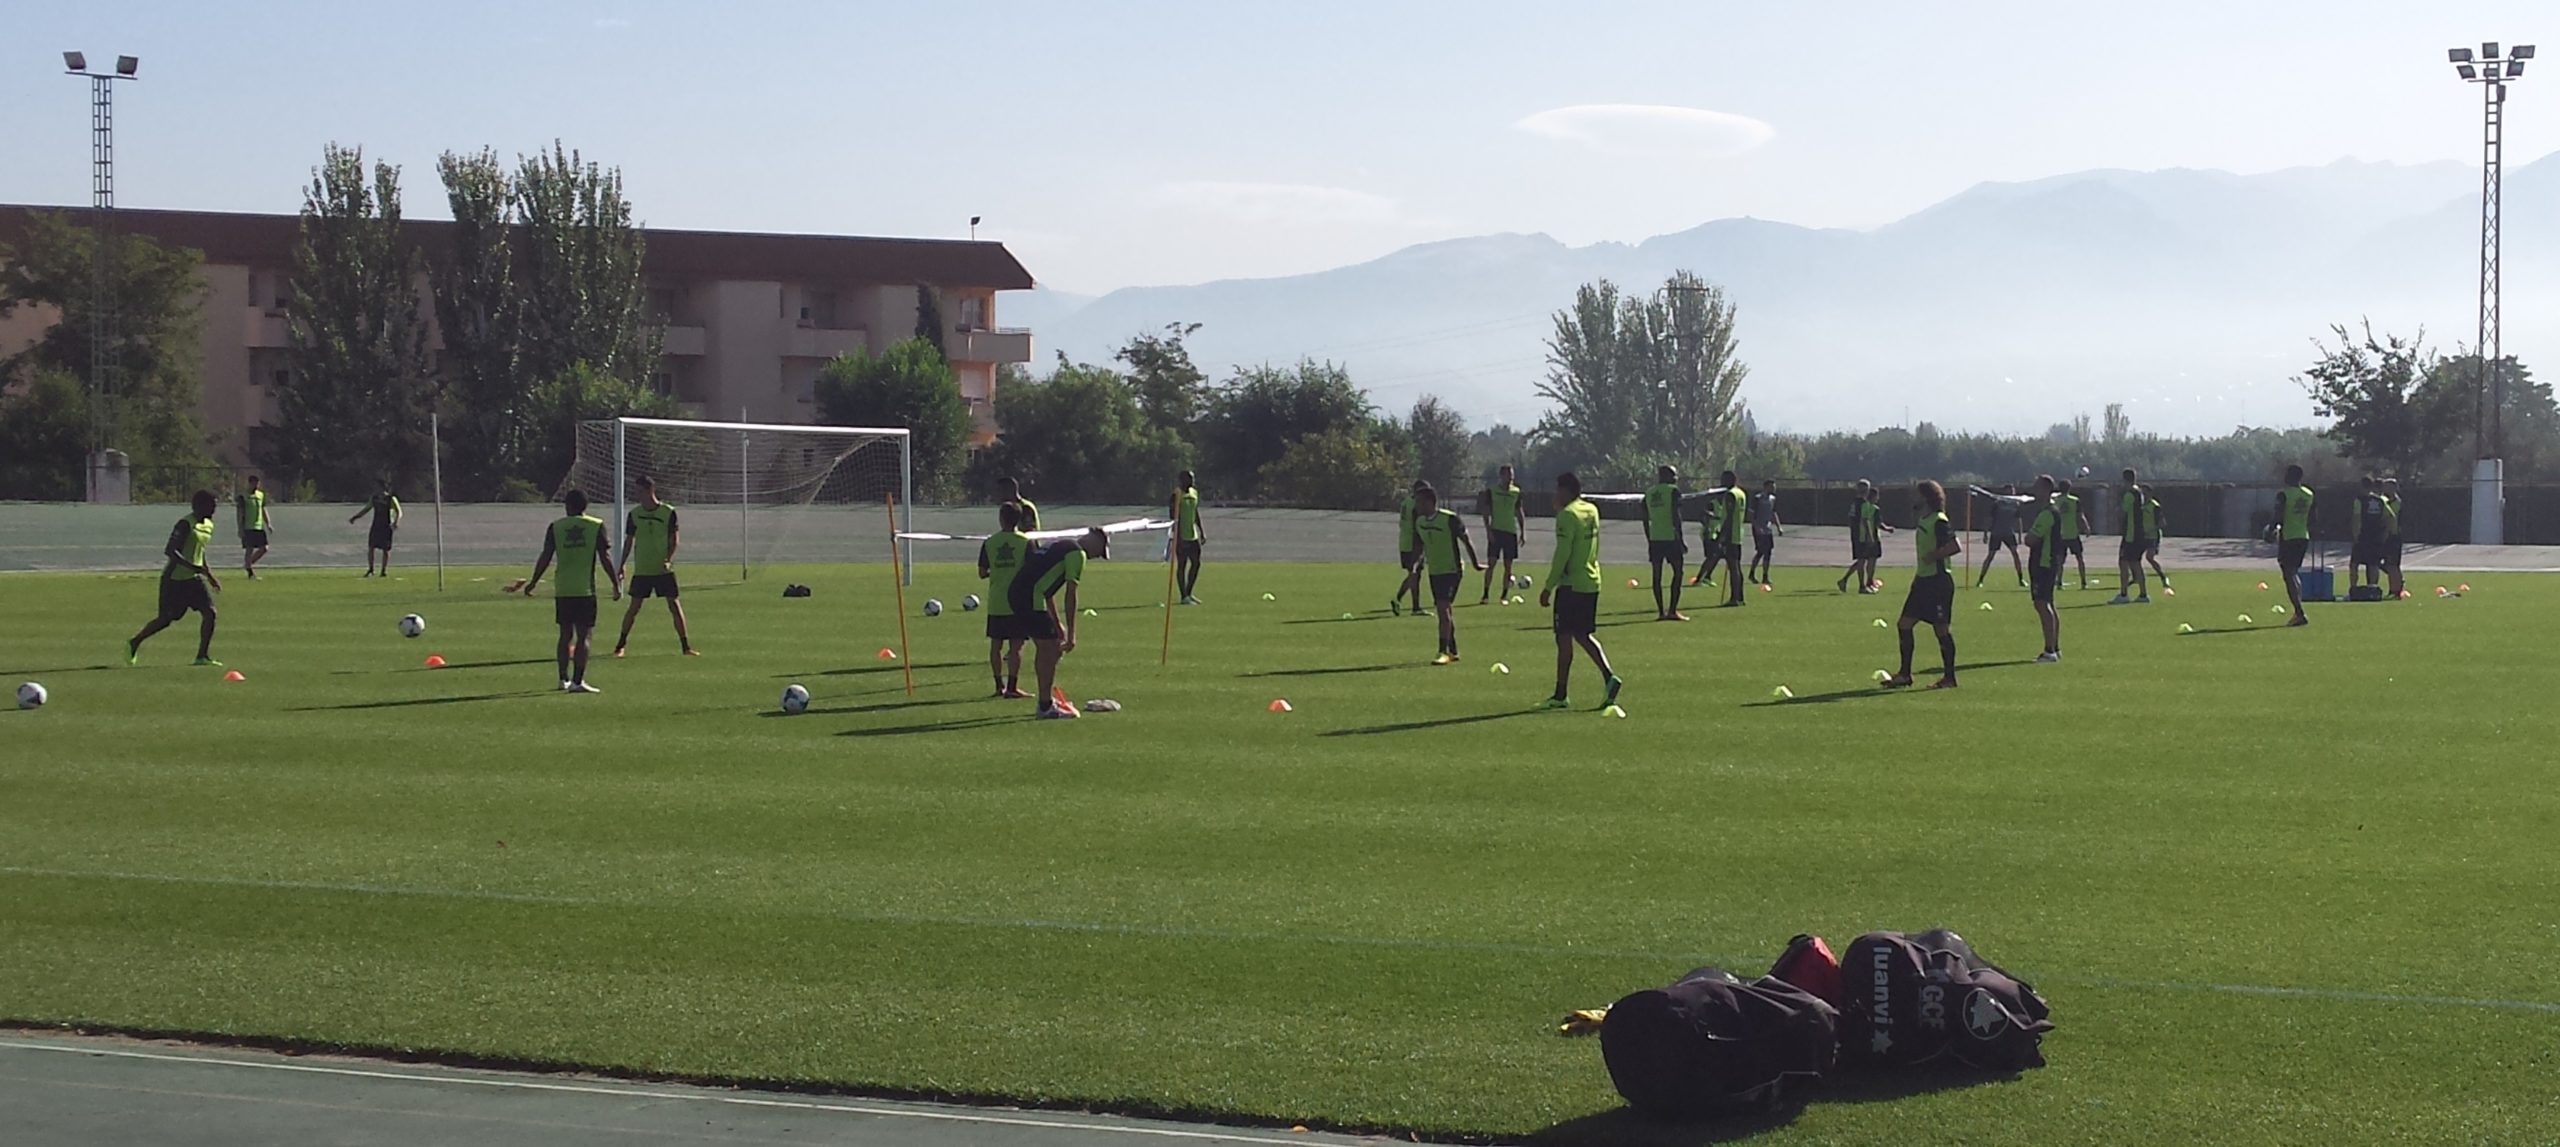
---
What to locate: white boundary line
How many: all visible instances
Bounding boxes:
[0,1039,1332,1146]
[7,865,2559,1018]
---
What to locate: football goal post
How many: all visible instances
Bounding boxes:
[565,417,913,584]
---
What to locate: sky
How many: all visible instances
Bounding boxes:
[5,0,2555,296]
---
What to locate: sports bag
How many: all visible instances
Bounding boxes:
[1836,929,2053,1072]
[1600,966,1839,1118]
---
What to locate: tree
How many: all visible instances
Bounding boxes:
[519,361,676,495]
[815,338,972,499]
[429,148,522,499]
[514,143,659,395]
[1196,359,1374,495]
[0,210,216,499]
[968,356,1191,502]
[1407,394,1470,490]
[1116,322,1208,432]
[2295,322,2443,477]
[0,367,90,500]
[1256,426,1405,509]
[265,144,434,498]
[914,284,948,361]
[2416,354,2555,480]
[1532,271,1748,478]
[2103,403,2132,444]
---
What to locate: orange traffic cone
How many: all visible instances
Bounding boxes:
[222,670,245,682]
[1050,687,1080,717]
[1268,698,1293,713]
[876,648,898,661]
[424,654,447,668]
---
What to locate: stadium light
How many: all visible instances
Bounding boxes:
[2484,41,2501,59]
[64,51,141,482]
[2451,48,2475,63]
[2459,64,2480,80]
[2516,45,2538,60]
[63,50,86,71]
[117,55,139,77]
[2448,39,2533,544]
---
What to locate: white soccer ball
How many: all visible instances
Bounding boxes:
[398,613,426,638]
[2077,465,2092,478]
[962,594,982,612]
[1515,574,1532,589]
[924,599,944,617]
[780,684,810,714]
[16,682,45,710]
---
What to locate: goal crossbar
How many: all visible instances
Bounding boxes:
[587,416,914,584]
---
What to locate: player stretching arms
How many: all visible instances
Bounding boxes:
[1883,480,1963,690]
[998,475,1040,531]
[1539,471,1623,711]
[1412,485,1486,664]
[235,474,272,579]
[2025,475,2064,662]
[1714,470,1747,606]
[126,490,224,667]
[2110,468,2151,605]
[1747,479,1781,587]
[1971,483,2029,588]
[977,502,1032,698]
[350,481,400,577]
[2055,479,2090,588]
[524,489,621,694]
[613,475,695,657]
[1171,470,1206,605]
[1013,527,1112,719]
[2272,464,2315,627]
[1643,465,1689,621]
[1479,464,1525,604]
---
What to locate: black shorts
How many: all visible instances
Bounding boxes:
[1699,540,1725,565]
[985,613,1039,641]
[1399,548,1419,570]
[2351,540,2377,566]
[1753,531,1774,557]
[2119,540,2146,566]
[2385,540,2403,566]
[368,527,395,551]
[2278,539,2309,572]
[555,595,599,629]
[240,529,269,550]
[1486,530,1520,561]
[1552,587,1599,636]
[629,572,680,600]
[156,577,213,621]
[1984,532,2017,554]
[2030,564,2058,604]
[1853,540,1883,561]
[1175,539,1203,560]
[1647,539,1687,562]
[1901,574,1955,626]
[1428,572,1462,605]
[1020,611,1062,641]
[2062,537,2084,557]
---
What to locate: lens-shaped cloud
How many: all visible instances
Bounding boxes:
[1150,181,1403,224]
[1515,104,1775,158]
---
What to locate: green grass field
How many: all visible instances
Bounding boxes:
[3,559,2554,1143]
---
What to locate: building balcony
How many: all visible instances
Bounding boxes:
[785,324,868,360]
[661,325,706,357]
[244,309,290,348]
[951,327,1032,363]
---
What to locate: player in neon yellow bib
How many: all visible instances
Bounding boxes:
[613,475,696,658]
[1883,480,1964,690]
[524,488,623,693]
[2272,463,2315,626]
[1411,484,1486,664]
[1477,464,1526,604]
[1537,471,1622,710]
[1170,469,1206,605]
[234,474,272,579]
[127,490,225,667]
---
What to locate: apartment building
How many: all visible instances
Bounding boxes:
[0,205,1037,459]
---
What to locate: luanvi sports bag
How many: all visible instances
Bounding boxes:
[1600,966,1840,1118]
[1836,929,2053,1072]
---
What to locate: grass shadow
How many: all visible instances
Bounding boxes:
[764,696,984,718]
[781,660,970,678]
[289,690,555,712]
[2179,624,2292,637]
[1528,1066,2019,1146]
[1281,614,1396,625]
[834,715,1024,738]
[1239,663,1405,679]
[1320,710,1544,737]
[0,664,117,676]
[401,657,556,673]
[1749,660,2039,707]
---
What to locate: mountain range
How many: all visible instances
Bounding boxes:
[1020,154,2560,438]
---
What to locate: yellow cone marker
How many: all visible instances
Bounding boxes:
[1771,685,1794,699]
[1604,705,1627,718]
[1490,662,1511,675]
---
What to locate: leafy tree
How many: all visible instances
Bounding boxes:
[914,284,948,360]
[2415,354,2554,480]
[1256,426,1405,509]
[266,144,434,498]
[1532,271,1748,479]
[0,211,216,498]
[815,338,972,499]
[521,361,677,494]
[968,356,1191,502]
[2103,403,2132,444]
[514,143,659,394]
[2295,322,2444,478]
[1116,322,1208,432]
[1407,394,1470,490]
[0,367,90,499]
[429,148,523,499]
[1197,359,1372,494]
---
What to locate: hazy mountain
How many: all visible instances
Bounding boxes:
[1015,156,2554,437]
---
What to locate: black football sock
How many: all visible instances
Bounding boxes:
[1938,632,1957,678]
[1898,630,1915,677]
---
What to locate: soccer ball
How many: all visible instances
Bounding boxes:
[924,599,944,617]
[398,613,426,638]
[1515,574,1532,589]
[2077,465,2092,478]
[15,682,44,710]
[780,684,810,714]
[962,594,982,612]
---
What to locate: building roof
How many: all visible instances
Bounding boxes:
[0,204,1036,290]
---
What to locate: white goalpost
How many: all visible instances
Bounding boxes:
[564,416,914,583]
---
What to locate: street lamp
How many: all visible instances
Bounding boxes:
[64,51,139,499]
[2449,40,2528,544]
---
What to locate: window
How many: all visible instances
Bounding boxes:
[650,370,674,397]
[806,290,837,328]
[958,296,986,330]
[270,369,290,389]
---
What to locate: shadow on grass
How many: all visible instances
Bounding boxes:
[1280,614,1396,625]
[1320,710,1544,737]
[834,714,1023,738]
[1238,663,1405,679]
[0,664,117,676]
[1529,1067,2020,1146]
[763,696,984,718]
[289,689,555,712]
[1747,660,2039,707]
[2179,624,2293,637]
[398,657,556,673]
[778,661,970,678]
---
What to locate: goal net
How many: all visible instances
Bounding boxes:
[563,417,912,582]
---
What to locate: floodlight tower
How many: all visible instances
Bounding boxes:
[2448,41,2529,543]
[64,51,140,499]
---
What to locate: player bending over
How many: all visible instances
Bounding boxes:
[1412,484,1486,664]
[1747,479,1781,587]
[1013,527,1112,719]
[1479,464,1526,603]
[2025,475,2064,662]
[1643,465,1689,620]
[350,481,401,577]
[1540,471,1623,711]
[1971,483,2029,588]
[1883,480,1962,690]
[1171,470,1206,605]
[978,502,1033,698]
[235,474,272,579]
[127,490,224,667]
[613,475,695,657]
[524,489,622,693]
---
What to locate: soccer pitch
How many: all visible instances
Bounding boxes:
[2,560,2553,1144]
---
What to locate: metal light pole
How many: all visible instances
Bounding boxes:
[64,51,139,501]
[2449,41,2531,544]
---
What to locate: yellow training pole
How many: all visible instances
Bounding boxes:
[886,493,915,696]
[1159,528,1178,666]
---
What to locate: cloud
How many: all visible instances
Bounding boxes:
[1150,181,1403,224]
[1515,104,1775,158]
